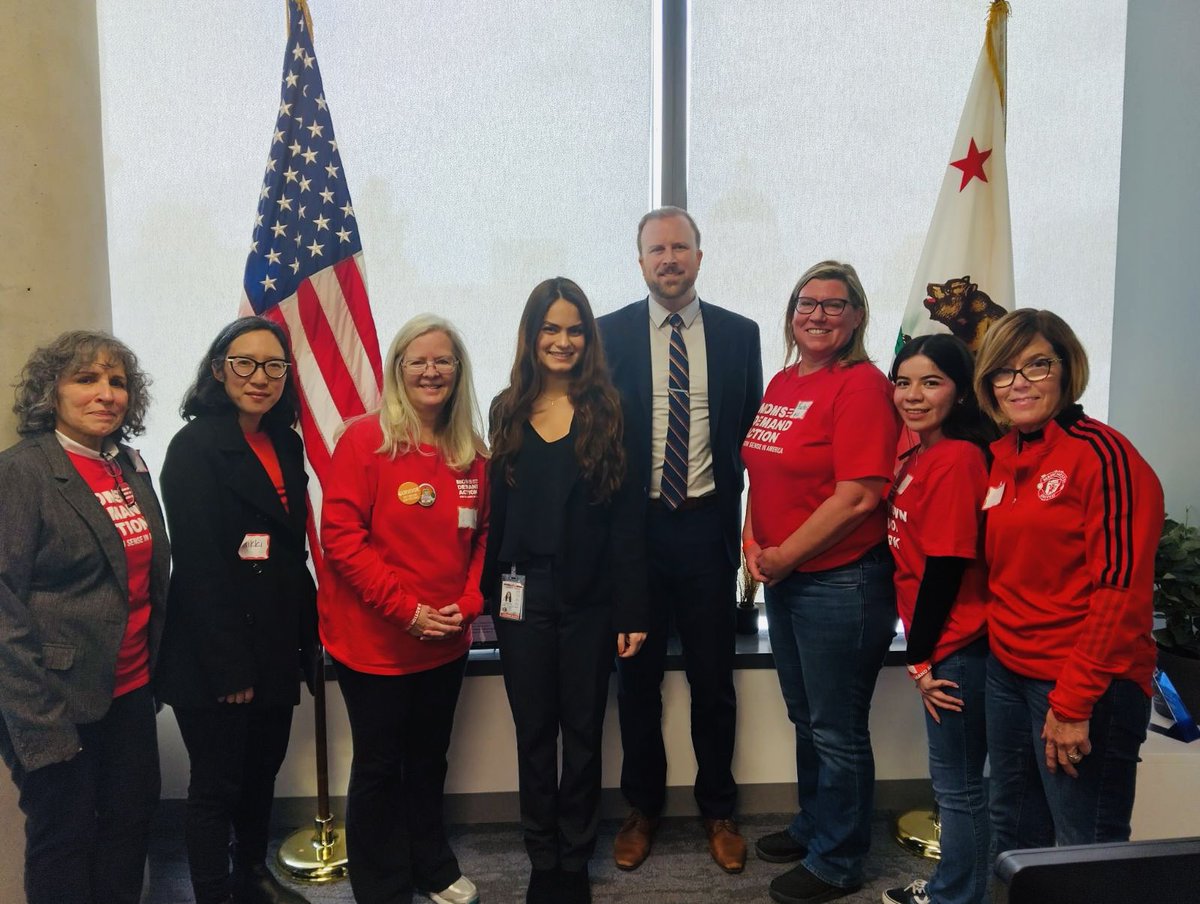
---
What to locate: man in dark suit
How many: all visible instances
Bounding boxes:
[598,207,762,874]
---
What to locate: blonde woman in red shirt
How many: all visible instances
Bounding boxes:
[974,309,1163,855]
[320,314,488,904]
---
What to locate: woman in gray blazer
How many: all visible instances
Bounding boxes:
[0,330,170,904]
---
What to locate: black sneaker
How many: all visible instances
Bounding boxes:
[882,879,931,904]
[755,829,807,863]
[769,863,860,904]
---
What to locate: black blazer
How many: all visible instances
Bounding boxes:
[480,422,649,634]
[155,415,317,708]
[0,433,170,771]
[598,298,763,567]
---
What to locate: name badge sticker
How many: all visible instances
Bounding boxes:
[982,482,1006,511]
[458,506,477,529]
[128,448,150,473]
[238,533,270,560]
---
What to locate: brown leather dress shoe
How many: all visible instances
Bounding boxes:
[613,809,659,870]
[704,817,747,874]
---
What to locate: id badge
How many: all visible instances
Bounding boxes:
[499,570,526,621]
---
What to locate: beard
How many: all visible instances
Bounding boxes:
[645,268,696,302]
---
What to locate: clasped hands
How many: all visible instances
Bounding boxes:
[408,602,466,641]
[744,541,791,586]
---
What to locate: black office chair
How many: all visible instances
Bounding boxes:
[993,837,1200,904]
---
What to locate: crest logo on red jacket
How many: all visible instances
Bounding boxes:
[1037,469,1068,501]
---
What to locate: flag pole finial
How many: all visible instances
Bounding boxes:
[286,0,315,43]
[986,1,1010,114]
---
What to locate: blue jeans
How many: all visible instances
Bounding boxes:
[986,655,1149,858]
[765,544,896,888]
[924,637,989,904]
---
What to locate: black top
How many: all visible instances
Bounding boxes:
[498,420,579,563]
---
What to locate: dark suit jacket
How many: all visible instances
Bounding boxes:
[155,414,317,708]
[598,298,763,567]
[0,432,170,771]
[480,422,649,634]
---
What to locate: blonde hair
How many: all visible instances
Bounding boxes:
[377,315,485,470]
[973,309,1090,425]
[784,260,872,368]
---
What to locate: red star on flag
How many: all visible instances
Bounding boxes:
[950,138,992,191]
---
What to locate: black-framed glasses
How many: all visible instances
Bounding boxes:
[225,356,290,380]
[401,356,458,375]
[988,357,1061,388]
[795,297,855,317]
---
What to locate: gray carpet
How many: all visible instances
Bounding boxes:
[146,809,934,903]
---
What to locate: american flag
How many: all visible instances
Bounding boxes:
[240,0,382,541]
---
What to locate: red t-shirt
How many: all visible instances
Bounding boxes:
[243,428,289,511]
[319,417,489,675]
[66,451,154,697]
[888,439,990,665]
[743,362,899,572]
[985,408,1164,721]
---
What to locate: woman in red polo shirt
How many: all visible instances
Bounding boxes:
[883,334,999,904]
[974,309,1163,855]
[320,314,488,904]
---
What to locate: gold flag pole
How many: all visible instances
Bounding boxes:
[273,0,348,883]
[277,647,350,881]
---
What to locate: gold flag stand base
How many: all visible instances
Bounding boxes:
[894,808,942,860]
[276,814,349,882]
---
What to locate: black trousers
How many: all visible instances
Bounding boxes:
[333,654,466,904]
[616,499,738,818]
[2,683,159,904]
[495,563,614,871]
[172,700,295,904]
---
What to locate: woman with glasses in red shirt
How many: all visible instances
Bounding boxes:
[974,309,1163,856]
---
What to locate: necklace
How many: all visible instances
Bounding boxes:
[538,394,570,408]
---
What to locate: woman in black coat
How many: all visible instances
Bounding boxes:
[156,316,317,904]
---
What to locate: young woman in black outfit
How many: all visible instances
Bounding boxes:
[483,278,649,904]
[157,317,317,904]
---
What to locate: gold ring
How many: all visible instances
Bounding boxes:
[1067,751,1082,763]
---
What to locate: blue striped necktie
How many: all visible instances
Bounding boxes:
[661,312,690,510]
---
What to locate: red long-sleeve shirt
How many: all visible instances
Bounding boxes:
[984,406,1163,721]
[319,417,489,675]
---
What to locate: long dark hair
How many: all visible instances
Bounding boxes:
[489,277,625,502]
[890,334,1000,452]
[180,316,300,428]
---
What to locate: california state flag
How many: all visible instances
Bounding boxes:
[898,0,1013,354]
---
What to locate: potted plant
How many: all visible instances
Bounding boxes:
[1153,515,1200,719]
[737,554,761,635]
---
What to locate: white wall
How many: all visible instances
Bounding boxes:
[156,666,930,805]
[1110,0,1200,519]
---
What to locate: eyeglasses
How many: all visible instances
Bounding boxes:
[401,356,458,375]
[795,297,855,317]
[225,357,290,380]
[988,357,1061,388]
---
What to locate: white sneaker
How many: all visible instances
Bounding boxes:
[428,875,479,904]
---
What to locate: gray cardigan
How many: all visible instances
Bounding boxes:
[0,432,170,771]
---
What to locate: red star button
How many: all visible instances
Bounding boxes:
[950,138,992,191]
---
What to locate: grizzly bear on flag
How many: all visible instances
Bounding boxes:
[924,276,1007,352]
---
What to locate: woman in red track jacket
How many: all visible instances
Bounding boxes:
[974,309,1163,855]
